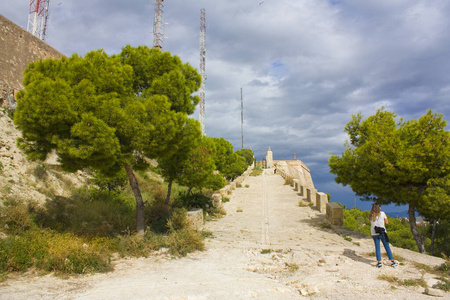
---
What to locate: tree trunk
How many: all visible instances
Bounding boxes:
[124,163,145,235]
[165,180,172,205]
[408,204,426,254]
[187,187,192,196]
[430,219,437,256]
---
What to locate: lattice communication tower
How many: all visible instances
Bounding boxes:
[199,8,206,135]
[27,0,50,41]
[241,88,244,149]
[153,0,165,49]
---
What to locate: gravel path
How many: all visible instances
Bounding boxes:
[0,169,447,299]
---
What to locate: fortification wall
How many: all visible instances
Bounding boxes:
[274,160,315,190]
[0,14,64,107]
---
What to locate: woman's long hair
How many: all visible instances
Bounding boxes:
[369,203,381,222]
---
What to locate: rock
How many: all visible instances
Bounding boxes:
[424,287,445,297]
[299,286,319,296]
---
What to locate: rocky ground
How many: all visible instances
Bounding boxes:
[0,165,448,299]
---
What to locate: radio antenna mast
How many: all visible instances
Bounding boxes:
[241,87,244,149]
[199,8,206,135]
[27,0,50,41]
[153,0,165,49]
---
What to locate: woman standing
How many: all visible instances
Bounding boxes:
[369,203,398,268]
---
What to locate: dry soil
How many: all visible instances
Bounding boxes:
[0,169,448,299]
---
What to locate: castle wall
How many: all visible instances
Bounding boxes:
[0,14,64,106]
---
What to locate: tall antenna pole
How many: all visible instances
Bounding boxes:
[153,0,165,49]
[27,0,50,41]
[199,8,206,135]
[241,87,244,149]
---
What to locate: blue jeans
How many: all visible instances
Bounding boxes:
[372,234,393,261]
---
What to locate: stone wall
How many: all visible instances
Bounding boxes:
[0,15,64,107]
[276,160,343,225]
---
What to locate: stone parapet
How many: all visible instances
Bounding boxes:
[212,193,222,207]
[293,179,299,191]
[306,188,317,203]
[316,192,328,213]
[187,208,204,231]
[326,202,343,226]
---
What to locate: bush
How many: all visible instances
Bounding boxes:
[284,176,293,186]
[175,191,212,211]
[117,232,163,258]
[0,199,37,234]
[0,229,112,274]
[35,188,135,236]
[164,229,204,257]
[145,200,172,233]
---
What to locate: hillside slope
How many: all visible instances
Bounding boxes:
[0,168,448,299]
[0,108,88,206]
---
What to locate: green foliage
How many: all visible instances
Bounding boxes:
[433,277,450,291]
[92,169,128,192]
[175,191,212,211]
[0,229,112,274]
[33,163,48,180]
[236,148,255,166]
[250,169,263,176]
[170,135,225,194]
[0,199,37,234]
[117,231,163,258]
[343,208,370,235]
[15,46,203,233]
[343,207,420,252]
[164,228,204,257]
[34,188,135,236]
[329,109,450,252]
[145,199,172,233]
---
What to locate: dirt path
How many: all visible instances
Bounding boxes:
[0,169,447,299]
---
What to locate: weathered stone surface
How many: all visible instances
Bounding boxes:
[298,184,304,196]
[316,192,328,213]
[424,287,445,297]
[212,193,222,207]
[326,202,343,226]
[187,208,203,231]
[0,15,64,107]
[292,179,299,191]
[306,188,317,203]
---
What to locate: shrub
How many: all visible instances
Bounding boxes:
[33,164,48,180]
[175,191,212,211]
[117,232,163,258]
[164,229,204,257]
[0,229,112,274]
[284,176,293,186]
[35,188,135,236]
[250,169,263,176]
[0,199,37,234]
[145,200,172,233]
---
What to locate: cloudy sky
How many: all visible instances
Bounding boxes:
[2,0,450,212]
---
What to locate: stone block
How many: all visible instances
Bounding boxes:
[212,193,222,207]
[293,179,299,191]
[326,202,343,226]
[316,192,328,213]
[187,208,203,231]
[306,188,316,203]
[298,185,304,196]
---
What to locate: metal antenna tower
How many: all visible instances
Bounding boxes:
[199,8,206,135]
[27,0,50,41]
[241,88,244,149]
[153,0,165,49]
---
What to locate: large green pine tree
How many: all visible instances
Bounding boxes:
[15,46,201,234]
[329,109,450,253]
